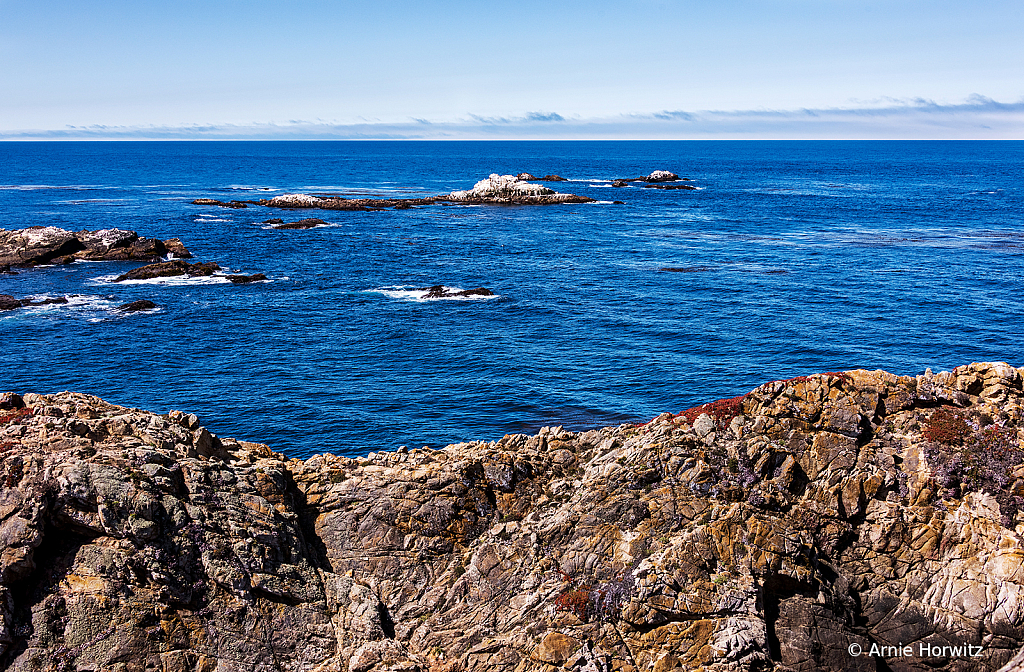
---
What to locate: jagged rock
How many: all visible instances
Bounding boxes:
[3,363,1024,670]
[0,295,20,311]
[0,226,83,266]
[117,299,157,312]
[0,227,193,267]
[114,260,220,282]
[268,193,324,208]
[227,273,268,284]
[448,174,556,200]
[272,218,327,230]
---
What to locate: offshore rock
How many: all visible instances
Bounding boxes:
[271,218,328,230]
[421,285,494,299]
[226,273,268,284]
[448,174,556,200]
[0,295,70,312]
[114,260,221,282]
[445,174,593,205]
[117,299,158,312]
[0,227,192,267]
[614,170,684,184]
[4,363,1024,670]
[191,198,248,209]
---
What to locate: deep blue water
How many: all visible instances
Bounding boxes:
[2,141,1022,458]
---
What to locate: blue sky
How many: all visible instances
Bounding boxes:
[1,0,1021,139]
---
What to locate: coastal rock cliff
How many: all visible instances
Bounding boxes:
[3,363,1024,671]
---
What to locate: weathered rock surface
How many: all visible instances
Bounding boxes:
[3,363,1024,671]
[114,260,221,282]
[448,174,553,199]
[0,227,192,268]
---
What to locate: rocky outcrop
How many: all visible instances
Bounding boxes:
[221,176,595,212]
[421,285,494,299]
[271,218,328,230]
[114,260,221,282]
[613,171,688,185]
[0,227,192,268]
[226,273,268,284]
[0,295,70,312]
[191,198,248,209]
[3,363,1024,671]
[518,174,569,182]
[117,300,158,312]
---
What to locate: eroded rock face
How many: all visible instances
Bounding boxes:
[3,363,1024,671]
[0,227,192,267]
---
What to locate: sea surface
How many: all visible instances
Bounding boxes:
[2,140,1022,458]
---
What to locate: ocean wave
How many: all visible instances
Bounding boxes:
[0,184,115,192]
[1,294,161,322]
[195,217,232,223]
[365,285,500,302]
[89,273,238,287]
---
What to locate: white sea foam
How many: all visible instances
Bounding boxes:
[89,273,236,287]
[2,294,160,323]
[195,218,231,223]
[366,285,499,302]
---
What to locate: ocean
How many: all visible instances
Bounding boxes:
[2,140,1022,458]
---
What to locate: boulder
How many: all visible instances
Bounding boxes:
[0,294,20,311]
[117,299,158,312]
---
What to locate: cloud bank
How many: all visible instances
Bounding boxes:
[3,96,1022,140]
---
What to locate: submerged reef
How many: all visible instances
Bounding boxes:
[3,363,1024,671]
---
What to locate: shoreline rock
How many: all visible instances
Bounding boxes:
[3,363,1024,670]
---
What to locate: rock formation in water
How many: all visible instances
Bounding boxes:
[114,260,221,282]
[4,363,1024,671]
[420,285,495,299]
[0,227,192,268]
[194,176,596,213]
[0,295,71,313]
